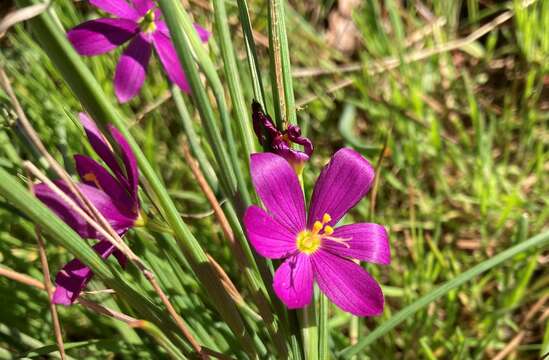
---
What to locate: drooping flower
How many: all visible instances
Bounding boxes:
[34,113,141,305]
[67,0,210,103]
[252,101,313,173]
[243,148,390,316]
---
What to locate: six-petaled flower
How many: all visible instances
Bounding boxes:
[244,148,390,316]
[34,113,142,305]
[67,0,210,102]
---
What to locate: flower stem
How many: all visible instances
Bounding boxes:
[318,294,329,359]
[300,302,318,360]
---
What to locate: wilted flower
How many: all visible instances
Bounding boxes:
[67,0,210,102]
[244,148,390,316]
[34,113,141,305]
[252,101,313,173]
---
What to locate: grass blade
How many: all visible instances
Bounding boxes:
[339,230,549,358]
[268,0,296,127]
[213,0,256,163]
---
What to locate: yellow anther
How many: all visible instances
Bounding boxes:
[323,225,334,236]
[312,221,323,234]
[322,213,332,224]
[83,172,102,190]
[83,172,97,182]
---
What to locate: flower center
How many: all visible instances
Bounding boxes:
[296,231,320,254]
[296,213,335,255]
[140,10,157,33]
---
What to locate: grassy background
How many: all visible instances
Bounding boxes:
[0,0,548,358]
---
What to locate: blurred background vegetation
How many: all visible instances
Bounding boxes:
[0,0,548,358]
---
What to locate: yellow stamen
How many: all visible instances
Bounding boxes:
[312,221,323,234]
[295,212,352,254]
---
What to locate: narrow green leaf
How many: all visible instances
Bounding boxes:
[339,230,549,358]
[235,0,266,105]
[213,0,256,162]
[268,0,296,127]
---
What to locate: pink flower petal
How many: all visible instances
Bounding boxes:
[34,182,136,238]
[312,250,384,317]
[323,223,390,264]
[53,240,117,305]
[194,24,210,42]
[114,34,152,103]
[74,154,133,211]
[108,126,139,199]
[244,205,297,259]
[79,113,125,181]
[273,254,314,309]
[151,31,190,92]
[250,153,306,234]
[308,148,374,228]
[131,0,154,16]
[90,0,139,19]
[67,18,138,56]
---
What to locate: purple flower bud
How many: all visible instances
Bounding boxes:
[251,101,314,172]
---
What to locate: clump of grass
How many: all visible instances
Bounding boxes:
[0,0,547,359]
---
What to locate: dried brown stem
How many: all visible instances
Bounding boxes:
[0,265,44,289]
[25,171,66,360]
[143,269,206,358]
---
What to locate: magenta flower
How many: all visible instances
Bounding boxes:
[252,101,313,172]
[34,113,141,305]
[67,0,210,103]
[244,148,390,316]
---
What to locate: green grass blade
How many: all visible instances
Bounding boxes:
[268,0,296,127]
[339,230,549,358]
[16,1,256,353]
[157,0,252,213]
[235,0,266,105]
[212,0,256,163]
[172,87,219,193]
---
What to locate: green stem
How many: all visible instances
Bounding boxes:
[300,303,318,360]
[339,230,549,358]
[318,294,329,359]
